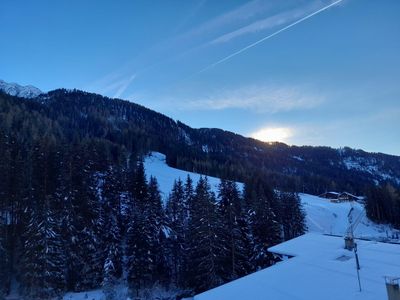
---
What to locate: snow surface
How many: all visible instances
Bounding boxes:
[300,193,398,241]
[144,152,244,202]
[63,289,105,300]
[144,152,398,241]
[0,79,42,98]
[343,156,400,185]
[194,233,400,300]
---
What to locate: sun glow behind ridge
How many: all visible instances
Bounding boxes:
[250,127,293,144]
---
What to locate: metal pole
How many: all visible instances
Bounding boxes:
[354,243,362,292]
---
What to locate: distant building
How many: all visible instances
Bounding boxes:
[192,233,400,300]
[319,191,341,199]
[338,192,363,202]
[319,191,363,203]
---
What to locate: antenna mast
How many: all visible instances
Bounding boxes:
[344,203,365,292]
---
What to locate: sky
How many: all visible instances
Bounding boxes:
[1,0,399,155]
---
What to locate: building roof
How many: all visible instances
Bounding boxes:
[193,233,400,300]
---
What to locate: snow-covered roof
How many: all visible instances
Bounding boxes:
[326,191,340,195]
[193,233,400,300]
[340,191,363,199]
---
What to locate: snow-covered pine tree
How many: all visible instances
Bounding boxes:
[57,145,82,291]
[74,156,104,291]
[101,166,123,282]
[181,175,194,288]
[102,245,119,300]
[59,144,103,291]
[126,159,153,294]
[0,216,8,297]
[184,175,194,221]
[235,205,255,275]
[217,180,252,281]
[165,178,187,287]
[21,197,66,299]
[20,139,66,299]
[131,159,148,209]
[147,176,168,284]
[244,180,281,270]
[278,192,307,241]
[0,131,10,296]
[187,177,223,293]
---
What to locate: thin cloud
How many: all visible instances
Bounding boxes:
[180,0,271,40]
[113,74,136,99]
[209,2,323,45]
[162,84,324,113]
[84,71,136,99]
[197,0,344,74]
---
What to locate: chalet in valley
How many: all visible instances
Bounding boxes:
[319,191,363,203]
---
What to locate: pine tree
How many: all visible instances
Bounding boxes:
[184,175,194,221]
[126,159,152,294]
[165,178,186,287]
[132,159,148,209]
[0,131,10,296]
[181,175,194,288]
[60,144,103,291]
[0,205,9,297]
[245,180,281,270]
[279,192,307,241]
[217,180,252,280]
[102,246,119,300]
[147,176,168,284]
[187,177,223,293]
[76,159,104,291]
[20,139,66,298]
[101,166,123,281]
[22,198,66,299]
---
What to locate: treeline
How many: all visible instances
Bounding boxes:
[0,132,306,299]
[365,184,400,228]
[2,89,399,198]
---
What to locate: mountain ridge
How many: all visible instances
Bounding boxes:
[1,84,399,194]
[0,79,42,98]
[0,80,396,156]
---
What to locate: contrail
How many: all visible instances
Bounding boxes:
[197,0,344,74]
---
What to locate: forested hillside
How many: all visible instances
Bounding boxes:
[0,88,399,299]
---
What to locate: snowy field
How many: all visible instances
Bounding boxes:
[145,151,398,241]
[300,193,398,241]
[144,151,244,202]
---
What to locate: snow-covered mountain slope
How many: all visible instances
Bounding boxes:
[0,79,42,98]
[300,193,398,240]
[145,151,399,241]
[342,154,400,185]
[144,152,244,201]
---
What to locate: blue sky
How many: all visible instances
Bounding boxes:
[1,0,399,155]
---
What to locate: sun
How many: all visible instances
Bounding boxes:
[250,127,293,143]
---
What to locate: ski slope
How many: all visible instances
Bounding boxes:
[145,151,398,240]
[144,152,244,201]
[300,193,398,240]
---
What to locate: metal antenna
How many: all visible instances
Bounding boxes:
[354,242,362,292]
[344,203,365,292]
